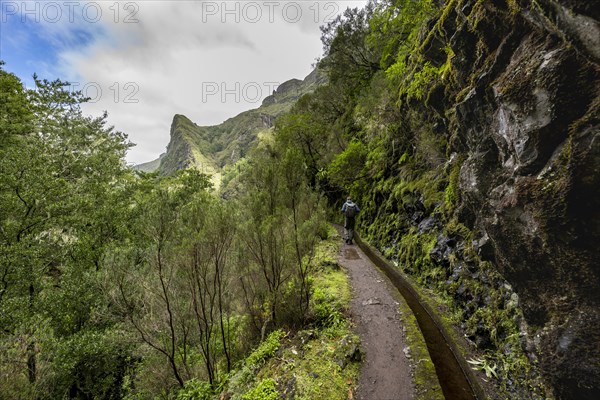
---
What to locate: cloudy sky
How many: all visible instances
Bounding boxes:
[1,0,367,164]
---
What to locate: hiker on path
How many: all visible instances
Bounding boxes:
[342,197,360,244]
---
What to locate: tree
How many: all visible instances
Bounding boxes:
[279,147,325,319]
[319,5,380,90]
[0,64,133,398]
[181,198,237,384]
[111,170,242,390]
[238,154,291,333]
[114,171,211,389]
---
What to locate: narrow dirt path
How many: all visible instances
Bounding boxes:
[339,241,415,400]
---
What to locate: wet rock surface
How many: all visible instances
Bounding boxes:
[450,1,600,398]
[362,1,599,398]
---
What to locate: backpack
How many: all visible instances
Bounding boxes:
[345,203,357,218]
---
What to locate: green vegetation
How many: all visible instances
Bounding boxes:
[1,64,133,399]
[245,330,285,368]
[242,378,279,400]
[133,153,164,173]
[176,380,213,400]
[218,231,360,400]
[0,62,343,398]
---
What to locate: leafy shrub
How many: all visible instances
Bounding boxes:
[177,379,213,400]
[327,139,367,189]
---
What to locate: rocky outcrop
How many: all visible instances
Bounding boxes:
[445,1,599,398]
[159,114,202,175]
[363,1,598,398]
[261,69,326,107]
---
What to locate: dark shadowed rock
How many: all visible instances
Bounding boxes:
[449,0,600,397]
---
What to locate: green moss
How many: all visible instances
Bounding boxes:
[371,207,548,397]
[406,269,547,398]
[465,0,485,30]
[397,228,437,279]
[444,219,472,242]
[444,157,462,211]
[312,270,351,334]
[246,330,284,368]
[419,0,457,52]
[242,378,279,400]
[391,284,445,399]
[506,0,521,15]
[277,334,359,400]
[310,231,353,338]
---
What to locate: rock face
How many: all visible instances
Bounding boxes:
[447,1,599,398]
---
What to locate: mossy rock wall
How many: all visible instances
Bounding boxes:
[358,1,599,398]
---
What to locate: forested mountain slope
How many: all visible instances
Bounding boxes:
[138,68,326,179]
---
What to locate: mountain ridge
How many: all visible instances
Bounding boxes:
[135,68,326,182]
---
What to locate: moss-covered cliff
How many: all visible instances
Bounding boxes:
[346,0,599,398]
[447,2,599,398]
[270,0,597,398]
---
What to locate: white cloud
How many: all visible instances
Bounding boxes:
[48,1,367,164]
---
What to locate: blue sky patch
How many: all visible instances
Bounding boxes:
[1,2,103,87]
